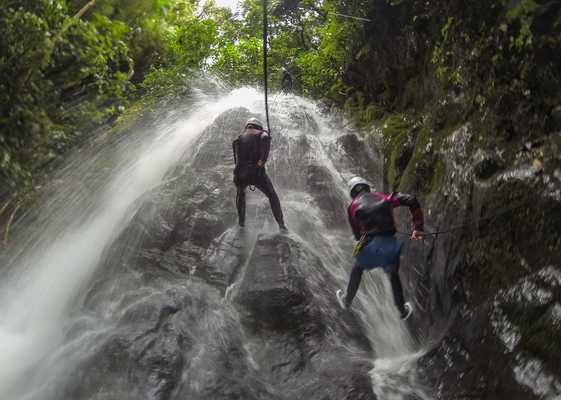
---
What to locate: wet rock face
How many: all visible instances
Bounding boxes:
[63,287,194,400]
[235,234,312,331]
[404,125,561,399]
[234,233,375,400]
[329,133,383,186]
[48,108,380,400]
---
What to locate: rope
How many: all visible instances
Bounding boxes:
[396,199,528,237]
[332,12,372,22]
[262,0,272,135]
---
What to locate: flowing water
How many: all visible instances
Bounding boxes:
[0,87,432,399]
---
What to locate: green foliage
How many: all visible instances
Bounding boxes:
[208,0,326,88]
[0,0,132,190]
[211,37,263,85]
[432,17,457,83]
[377,114,415,189]
[505,0,537,50]
[2,0,560,205]
[0,0,225,193]
[168,19,217,68]
[283,0,561,196]
[296,9,363,99]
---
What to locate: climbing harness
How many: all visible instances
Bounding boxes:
[352,233,368,257]
[263,0,272,135]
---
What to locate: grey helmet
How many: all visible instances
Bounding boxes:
[347,176,371,198]
[245,117,264,130]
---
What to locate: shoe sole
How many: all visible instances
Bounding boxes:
[401,302,413,320]
[336,290,347,310]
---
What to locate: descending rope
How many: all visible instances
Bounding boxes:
[332,12,372,22]
[263,0,272,135]
[396,199,528,238]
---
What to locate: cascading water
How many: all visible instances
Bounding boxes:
[0,86,432,399]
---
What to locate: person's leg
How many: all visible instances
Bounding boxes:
[254,172,285,228]
[344,262,364,307]
[387,258,406,315]
[236,185,247,226]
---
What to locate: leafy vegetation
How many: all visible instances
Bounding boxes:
[1,0,560,207]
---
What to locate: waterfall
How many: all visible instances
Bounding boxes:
[0,87,430,400]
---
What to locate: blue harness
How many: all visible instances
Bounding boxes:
[355,235,402,273]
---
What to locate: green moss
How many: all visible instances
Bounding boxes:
[397,117,460,195]
[386,132,412,189]
[361,104,383,125]
[373,107,464,195]
[401,78,423,110]
[377,114,416,190]
[430,158,447,194]
[379,114,413,142]
[397,132,433,193]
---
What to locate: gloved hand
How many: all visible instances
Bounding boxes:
[411,230,424,241]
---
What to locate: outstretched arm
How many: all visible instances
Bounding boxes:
[391,192,424,239]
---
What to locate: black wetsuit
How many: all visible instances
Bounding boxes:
[281,71,293,92]
[232,131,285,227]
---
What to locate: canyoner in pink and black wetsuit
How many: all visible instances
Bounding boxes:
[336,177,424,320]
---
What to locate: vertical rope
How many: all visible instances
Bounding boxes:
[263,0,271,135]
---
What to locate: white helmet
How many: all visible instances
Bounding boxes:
[245,117,264,130]
[347,176,371,198]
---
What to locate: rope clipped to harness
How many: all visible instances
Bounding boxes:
[352,233,368,257]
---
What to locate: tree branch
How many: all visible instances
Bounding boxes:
[3,203,20,245]
[74,0,97,19]
[0,198,12,219]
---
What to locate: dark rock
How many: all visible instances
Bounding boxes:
[329,133,382,185]
[205,227,253,289]
[413,138,561,398]
[62,287,195,400]
[234,233,318,331]
[306,164,347,228]
[473,149,505,179]
[550,105,561,131]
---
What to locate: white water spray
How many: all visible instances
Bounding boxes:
[0,87,266,398]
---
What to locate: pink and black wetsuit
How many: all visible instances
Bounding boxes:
[347,191,424,239]
[343,190,424,315]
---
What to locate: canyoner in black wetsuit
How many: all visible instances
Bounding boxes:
[281,69,293,93]
[232,118,287,232]
[336,177,424,320]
